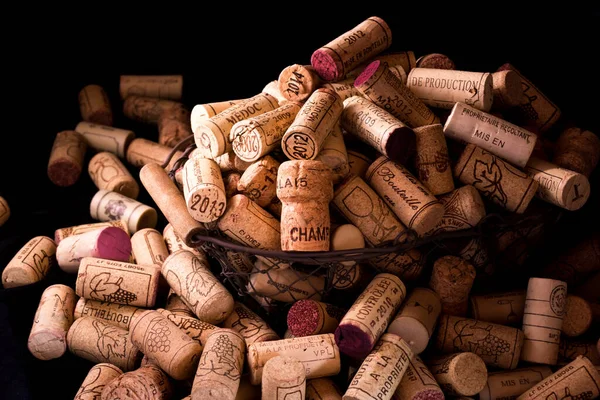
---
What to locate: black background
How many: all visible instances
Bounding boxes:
[1,9,599,399]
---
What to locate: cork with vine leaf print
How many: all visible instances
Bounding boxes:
[221,302,279,346]
[2,236,56,289]
[74,363,123,400]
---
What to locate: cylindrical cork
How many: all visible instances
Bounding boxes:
[47,130,87,187]
[74,297,143,330]
[427,352,488,397]
[316,123,351,184]
[120,74,183,100]
[335,273,407,359]
[278,64,322,102]
[157,308,218,348]
[100,364,172,400]
[559,338,600,365]
[158,105,193,147]
[331,224,365,290]
[425,185,486,236]
[552,127,600,177]
[389,64,408,84]
[371,249,425,282]
[277,160,333,251]
[541,233,600,286]
[75,121,135,159]
[191,329,246,400]
[416,53,455,70]
[444,102,537,168]
[54,221,129,244]
[79,84,112,126]
[429,255,476,316]
[561,295,592,337]
[27,284,76,360]
[2,236,56,289]
[262,356,306,400]
[344,333,414,400]
[341,96,416,165]
[248,262,325,302]
[181,157,227,222]
[237,156,280,208]
[287,300,345,337]
[281,88,343,160]
[213,151,253,173]
[491,70,523,109]
[368,52,417,75]
[413,124,454,195]
[347,150,373,179]
[470,290,526,326]
[521,277,568,365]
[74,363,123,400]
[436,314,525,369]
[310,16,392,82]
[193,92,279,159]
[321,77,362,101]
[123,95,180,124]
[365,156,444,236]
[67,316,141,371]
[131,228,169,266]
[224,172,241,198]
[162,223,205,260]
[165,289,195,317]
[480,366,553,400]
[247,333,340,385]
[221,302,279,346]
[388,287,441,354]
[516,356,600,400]
[89,151,139,199]
[130,309,202,380]
[262,80,287,104]
[393,356,444,400]
[0,196,9,227]
[354,60,439,128]
[125,138,182,170]
[90,189,157,234]
[454,144,539,213]
[191,98,246,125]
[162,250,234,324]
[306,378,342,399]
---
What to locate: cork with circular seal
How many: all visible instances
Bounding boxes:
[413,123,454,195]
[48,130,87,187]
[2,236,56,289]
[278,64,322,102]
[181,157,227,223]
[262,355,306,400]
[79,84,113,126]
[75,121,135,159]
[429,255,476,317]
[74,363,123,400]
[89,151,140,199]
[427,352,488,397]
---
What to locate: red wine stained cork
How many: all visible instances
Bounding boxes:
[75,121,135,158]
[193,92,279,159]
[281,88,343,160]
[429,255,476,316]
[541,233,600,286]
[425,185,486,236]
[165,288,195,317]
[347,150,373,179]
[120,74,183,100]
[470,290,526,326]
[89,151,139,199]
[278,64,322,102]
[331,224,365,290]
[123,95,180,124]
[479,366,553,400]
[158,105,193,147]
[191,98,246,124]
[393,355,444,400]
[157,308,218,351]
[516,355,600,400]
[56,226,132,273]
[354,60,439,128]
[181,157,227,223]
[335,273,407,359]
[311,16,392,82]
[130,309,202,380]
[287,300,345,337]
[74,297,143,330]
[388,287,441,354]
[0,196,8,227]
[427,352,488,397]
[2,236,56,289]
[316,123,351,184]
[322,76,362,100]
[248,260,325,302]
[444,102,537,168]
[413,123,454,195]
[416,53,455,70]
[90,189,157,234]
[74,363,123,400]
[552,127,600,177]
[344,333,414,400]
[47,130,87,187]
[365,156,444,236]
[125,138,183,170]
[341,96,416,165]
[247,333,341,385]
[559,338,600,366]
[221,302,279,346]
[262,355,306,400]
[521,277,568,365]
[491,70,523,109]
[561,295,593,337]
[100,364,172,399]
[237,156,280,208]
[454,144,539,213]
[55,221,129,244]
[131,228,169,266]
[27,284,76,360]
[67,316,142,371]
[79,84,113,126]
[371,248,424,282]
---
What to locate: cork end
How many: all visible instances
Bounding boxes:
[48,159,82,187]
[354,60,381,88]
[2,268,38,289]
[335,323,373,359]
[28,331,67,360]
[131,207,158,233]
[562,295,593,337]
[416,53,456,70]
[385,126,417,166]
[412,389,445,400]
[311,49,341,82]
[287,300,321,337]
[451,352,488,396]
[94,227,133,263]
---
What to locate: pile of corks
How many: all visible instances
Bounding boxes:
[1,15,599,400]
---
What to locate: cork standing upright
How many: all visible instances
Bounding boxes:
[429,255,476,316]
[427,352,488,397]
[262,356,307,400]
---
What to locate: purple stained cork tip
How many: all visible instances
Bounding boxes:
[287,300,320,337]
[94,227,132,262]
[387,127,417,165]
[48,159,81,187]
[311,49,340,82]
[354,60,381,88]
[334,324,373,360]
[414,390,445,400]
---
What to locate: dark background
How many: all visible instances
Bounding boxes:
[1,10,599,399]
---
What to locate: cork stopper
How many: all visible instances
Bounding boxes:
[74,297,143,330]
[182,157,227,223]
[54,221,129,244]
[561,295,593,337]
[372,248,424,282]
[158,105,193,148]
[425,185,486,236]
[90,189,157,234]
[2,236,56,289]
[393,356,444,400]
[479,366,553,400]
[89,151,139,199]
[130,228,169,266]
[553,127,600,177]
[191,98,245,124]
[469,290,526,326]
[126,138,183,171]
[413,123,454,195]
[100,364,173,399]
[213,150,253,173]
[75,121,135,159]
[0,196,9,227]
[119,74,182,100]
[331,224,365,290]
[248,261,325,302]
[123,95,180,124]
[428,352,488,397]
[315,123,350,184]
[74,363,123,399]
[346,150,373,179]
[164,289,195,317]
[429,255,476,316]
[491,70,523,109]
[47,130,87,187]
[262,356,307,400]
[221,302,279,346]
[237,156,280,207]
[287,300,345,337]
[416,53,456,70]
[79,84,113,126]
[278,64,322,102]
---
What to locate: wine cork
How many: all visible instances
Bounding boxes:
[248,261,325,302]
[125,138,183,170]
[2,236,56,289]
[559,338,600,366]
[470,291,526,326]
[331,224,365,290]
[354,60,439,128]
[67,316,142,371]
[413,124,454,195]
[162,250,234,324]
[74,297,143,330]
[341,96,416,165]
[306,378,342,399]
[191,98,246,123]
[54,221,129,244]
[75,121,135,158]
[392,356,444,400]
[278,64,322,102]
[56,226,132,273]
[321,76,362,100]
[444,102,537,168]
[425,185,486,236]
[236,156,280,208]
[457,236,491,273]
[454,144,539,213]
[165,289,195,317]
[158,105,193,147]
[521,277,568,365]
[371,248,424,282]
[429,255,476,316]
[88,151,139,199]
[262,356,306,400]
[193,92,279,159]
[123,95,180,124]
[389,64,408,84]
[480,366,553,400]
[388,287,442,354]
[120,74,183,100]
[542,233,600,286]
[310,16,392,82]
[516,356,600,400]
[181,157,227,223]
[79,84,113,126]
[157,308,218,348]
[332,175,406,246]
[212,150,253,173]
[90,189,157,234]
[0,196,9,227]
[281,88,343,160]
[416,53,455,70]
[221,302,279,346]
[347,150,373,179]
[162,223,205,260]
[344,333,414,400]
[131,228,169,266]
[491,70,523,109]
[316,123,351,184]
[224,172,241,198]
[287,300,345,337]
[191,329,246,400]
[335,273,407,359]
[74,363,123,400]
[427,352,488,397]
[100,364,173,400]
[370,52,417,75]
[365,156,444,235]
[247,333,341,385]
[47,130,87,187]
[561,295,592,337]
[552,127,600,177]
